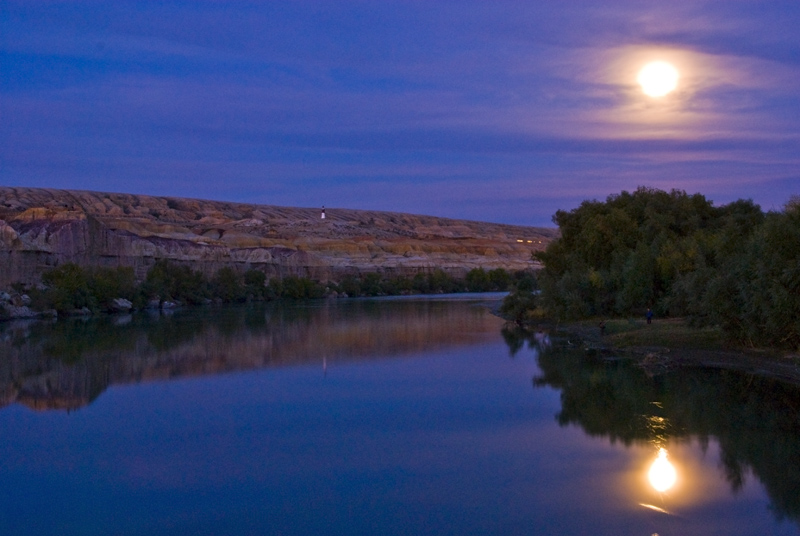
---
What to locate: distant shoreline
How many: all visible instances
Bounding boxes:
[0,186,557,288]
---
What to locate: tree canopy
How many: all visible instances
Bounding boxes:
[535,187,799,349]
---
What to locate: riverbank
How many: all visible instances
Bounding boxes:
[0,261,529,322]
[513,315,800,387]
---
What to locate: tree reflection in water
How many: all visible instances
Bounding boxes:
[501,324,551,358]
[515,334,800,524]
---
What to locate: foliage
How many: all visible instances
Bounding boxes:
[465,268,492,292]
[536,187,723,318]
[140,260,209,305]
[465,268,514,292]
[276,275,326,299]
[499,275,539,326]
[536,187,799,349]
[244,269,267,299]
[211,267,245,303]
[331,268,520,297]
[40,263,95,312]
[36,263,136,312]
[710,204,800,348]
[88,267,136,307]
[24,262,522,316]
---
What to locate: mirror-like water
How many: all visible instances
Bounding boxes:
[1,296,798,535]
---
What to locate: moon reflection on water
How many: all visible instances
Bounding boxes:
[648,448,678,493]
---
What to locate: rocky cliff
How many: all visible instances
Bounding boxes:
[0,187,557,286]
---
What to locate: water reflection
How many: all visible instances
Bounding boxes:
[513,330,800,526]
[648,448,677,492]
[0,298,503,412]
[500,324,551,357]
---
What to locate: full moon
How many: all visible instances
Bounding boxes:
[637,61,679,97]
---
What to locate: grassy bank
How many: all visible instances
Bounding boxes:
[514,315,800,386]
[585,317,727,350]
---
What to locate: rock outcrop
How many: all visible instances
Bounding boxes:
[0,187,557,286]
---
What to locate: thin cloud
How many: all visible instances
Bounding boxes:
[1,1,798,226]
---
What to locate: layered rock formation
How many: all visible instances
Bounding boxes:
[0,187,557,286]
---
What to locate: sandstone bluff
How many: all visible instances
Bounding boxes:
[0,187,557,286]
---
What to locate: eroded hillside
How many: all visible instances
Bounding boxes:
[0,187,557,285]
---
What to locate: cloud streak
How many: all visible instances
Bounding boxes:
[1,1,798,225]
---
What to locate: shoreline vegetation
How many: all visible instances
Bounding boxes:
[0,261,532,321]
[500,315,800,386]
[497,186,800,383]
[4,186,798,383]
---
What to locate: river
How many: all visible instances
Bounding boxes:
[1,295,798,535]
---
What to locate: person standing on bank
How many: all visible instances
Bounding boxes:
[646,308,653,325]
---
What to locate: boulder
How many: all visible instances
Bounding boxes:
[110,298,133,312]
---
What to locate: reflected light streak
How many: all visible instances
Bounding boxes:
[648,448,677,492]
[638,503,672,515]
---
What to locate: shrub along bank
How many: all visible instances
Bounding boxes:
[1,261,531,318]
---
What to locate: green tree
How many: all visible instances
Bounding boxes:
[466,268,491,292]
[41,263,95,312]
[280,276,324,299]
[535,187,799,349]
[537,187,733,319]
[488,268,512,291]
[499,277,538,326]
[244,269,267,299]
[88,267,136,309]
[141,260,209,304]
[714,204,800,348]
[211,267,244,302]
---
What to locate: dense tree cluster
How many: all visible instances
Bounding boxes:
[17,262,528,315]
[535,187,800,348]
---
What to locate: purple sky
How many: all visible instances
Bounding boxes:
[2,1,798,226]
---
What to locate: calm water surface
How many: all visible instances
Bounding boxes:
[1,295,798,535]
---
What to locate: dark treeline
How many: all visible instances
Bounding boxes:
[534,187,800,349]
[11,261,528,315]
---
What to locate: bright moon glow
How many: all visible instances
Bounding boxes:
[637,61,679,97]
[648,448,677,492]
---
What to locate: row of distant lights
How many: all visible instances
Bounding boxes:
[517,239,543,244]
